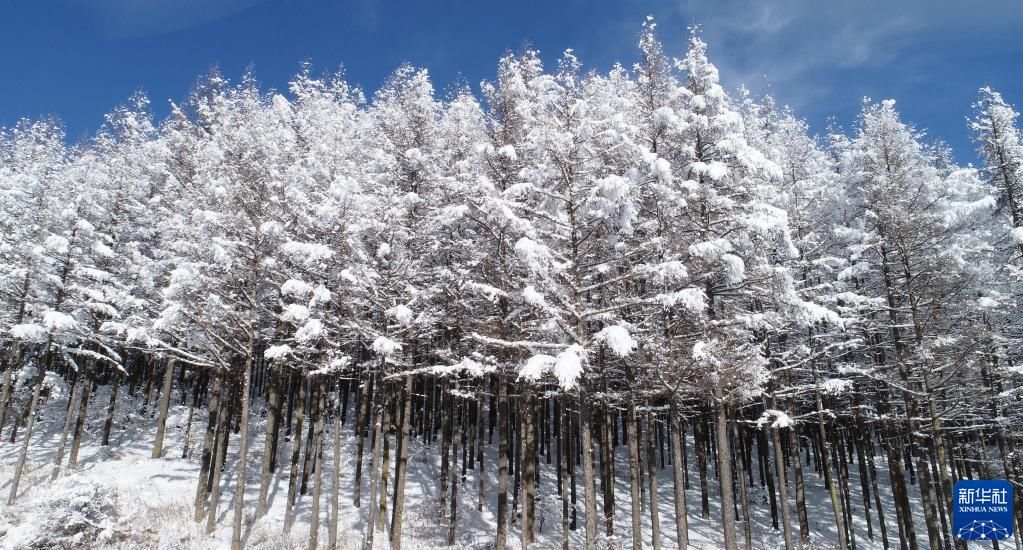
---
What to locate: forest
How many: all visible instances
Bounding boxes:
[1,18,1022,550]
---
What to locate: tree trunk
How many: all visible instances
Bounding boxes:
[885,422,916,550]
[66,367,92,471]
[0,359,15,434]
[628,400,643,550]
[580,394,599,549]
[309,380,325,550]
[7,356,45,505]
[284,374,308,532]
[195,370,223,522]
[714,401,738,550]
[441,379,451,514]
[52,370,83,480]
[301,383,320,496]
[853,417,875,543]
[834,426,857,550]
[392,380,406,527]
[477,387,486,513]
[924,379,960,550]
[450,393,461,546]
[330,381,343,550]
[257,362,282,517]
[771,421,794,550]
[376,383,390,533]
[353,371,373,508]
[269,371,285,473]
[670,406,690,549]
[912,433,945,550]
[521,387,537,547]
[142,362,155,417]
[206,380,234,534]
[759,427,778,530]
[102,372,120,446]
[390,375,413,550]
[152,360,177,459]
[813,363,848,550]
[496,373,510,550]
[694,412,711,519]
[734,422,752,550]
[647,413,662,550]
[183,388,196,459]
[230,353,254,550]
[364,394,385,550]
[782,427,808,547]
[511,409,520,526]
[601,405,616,535]
[866,431,891,550]
[560,396,571,550]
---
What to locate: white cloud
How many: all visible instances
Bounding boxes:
[80,0,268,38]
[674,0,1023,109]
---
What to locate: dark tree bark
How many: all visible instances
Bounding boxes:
[206,378,236,534]
[195,370,223,522]
[51,369,82,480]
[734,422,752,550]
[601,404,616,535]
[309,380,326,550]
[353,370,373,508]
[520,386,537,547]
[694,411,711,520]
[627,399,643,550]
[714,402,738,550]
[330,380,343,550]
[496,373,510,550]
[669,405,690,549]
[390,375,413,549]
[256,362,282,517]
[813,361,848,550]
[450,392,461,546]
[284,374,308,532]
[101,371,121,446]
[66,365,93,471]
[646,413,662,550]
[560,396,571,550]
[6,357,44,505]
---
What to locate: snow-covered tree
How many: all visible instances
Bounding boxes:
[973,87,1023,259]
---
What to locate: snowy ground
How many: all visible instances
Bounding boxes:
[0,387,954,549]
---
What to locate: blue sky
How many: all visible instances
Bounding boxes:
[2,0,1020,163]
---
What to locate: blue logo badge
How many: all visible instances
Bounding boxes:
[953,479,1014,541]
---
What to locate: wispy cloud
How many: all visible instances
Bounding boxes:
[671,0,1023,109]
[79,0,269,38]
